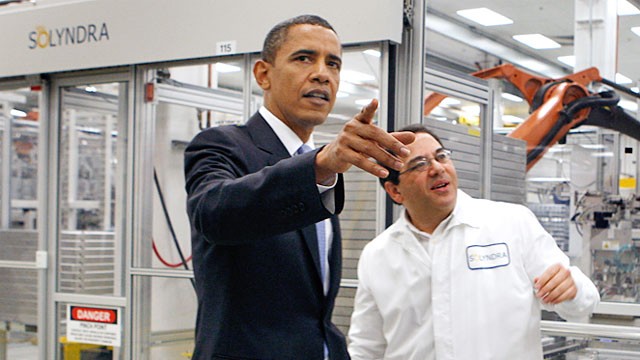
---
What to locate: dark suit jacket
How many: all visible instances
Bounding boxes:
[184,113,349,360]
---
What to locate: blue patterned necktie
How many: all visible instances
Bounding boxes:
[296,145,328,286]
[297,143,330,360]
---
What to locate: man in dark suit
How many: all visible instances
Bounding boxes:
[184,14,414,360]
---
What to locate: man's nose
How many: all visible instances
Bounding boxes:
[427,159,445,175]
[311,61,330,83]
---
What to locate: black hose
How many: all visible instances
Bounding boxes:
[526,91,620,164]
[600,78,640,100]
[153,168,196,290]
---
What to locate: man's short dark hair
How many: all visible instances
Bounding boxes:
[379,124,444,187]
[261,15,338,64]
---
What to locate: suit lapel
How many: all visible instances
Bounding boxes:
[246,113,290,164]
[246,112,326,288]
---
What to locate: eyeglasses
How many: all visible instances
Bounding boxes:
[398,149,453,176]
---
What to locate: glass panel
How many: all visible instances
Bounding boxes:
[147,58,246,270]
[0,86,41,359]
[0,86,40,260]
[57,83,124,296]
[424,94,484,199]
[131,276,196,360]
[0,268,38,359]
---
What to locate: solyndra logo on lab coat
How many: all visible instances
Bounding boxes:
[466,242,510,270]
[28,23,110,50]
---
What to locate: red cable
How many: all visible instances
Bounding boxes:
[152,240,193,268]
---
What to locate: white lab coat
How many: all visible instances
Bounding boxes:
[348,190,599,360]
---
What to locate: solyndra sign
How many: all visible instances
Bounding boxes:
[28,22,110,50]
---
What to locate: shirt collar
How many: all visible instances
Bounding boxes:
[259,106,315,156]
[447,189,482,228]
[397,189,481,235]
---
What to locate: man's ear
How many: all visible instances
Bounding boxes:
[383,181,403,205]
[253,60,271,91]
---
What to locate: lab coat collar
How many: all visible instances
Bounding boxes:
[447,189,483,229]
[388,190,482,256]
[387,212,430,266]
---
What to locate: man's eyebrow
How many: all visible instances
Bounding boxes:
[289,49,342,64]
[328,53,342,63]
[406,147,445,164]
[406,156,428,166]
[290,49,317,57]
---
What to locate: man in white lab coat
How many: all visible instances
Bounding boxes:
[348,124,600,360]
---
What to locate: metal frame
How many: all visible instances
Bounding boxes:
[48,68,134,360]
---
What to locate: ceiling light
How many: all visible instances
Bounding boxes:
[501,93,523,102]
[618,0,640,16]
[456,7,513,26]
[342,70,376,83]
[616,73,633,84]
[591,152,614,158]
[85,86,97,93]
[215,63,241,73]
[580,144,606,149]
[363,49,381,57]
[632,27,640,36]
[631,87,639,93]
[513,34,561,49]
[557,55,576,67]
[10,109,27,117]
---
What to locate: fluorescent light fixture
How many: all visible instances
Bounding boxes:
[513,34,561,49]
[363,49,381,57]
[632,26,640,36]
[10,109,27,117]
[616,73,633,84]
[215,63,241,73]
[618,99,638,112]
[501,93,523,102]
[502,115,524,124]
[618,0,640,16]
[355,99,372,106]
[548,146,570,153]
[456,7,513,26]
[580,144,606,149]
[440,98,461,106]
[591,152,614,158]
[557,55,576,67]
[336,91,350,98]
[527,177,571,182]
[342,70,376,83]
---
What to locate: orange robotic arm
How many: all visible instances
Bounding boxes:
[423,64,627,171]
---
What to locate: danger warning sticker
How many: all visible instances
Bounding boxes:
[70,306,117,324]
[67,305,121,347]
